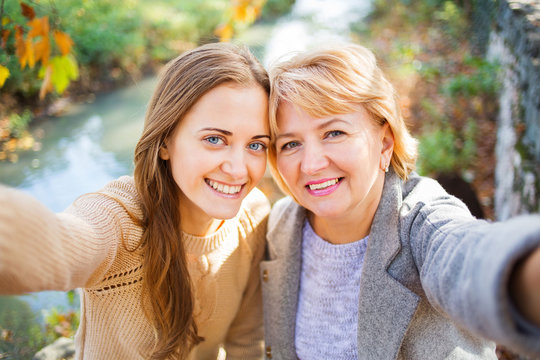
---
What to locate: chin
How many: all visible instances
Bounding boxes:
[309,205,347,219]
[206,207,242,220]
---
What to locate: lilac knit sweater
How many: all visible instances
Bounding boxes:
[295,220,368,360]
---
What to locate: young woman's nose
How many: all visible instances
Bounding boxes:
[221,148,248,180]
[300,142,329,175]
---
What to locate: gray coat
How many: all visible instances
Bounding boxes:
[261,170,540,360]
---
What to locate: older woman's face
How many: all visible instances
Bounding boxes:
[274,101,393,222]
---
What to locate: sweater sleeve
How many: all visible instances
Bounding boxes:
[0,183,124,294]
[402,178,540,357]
[224,188,270,360]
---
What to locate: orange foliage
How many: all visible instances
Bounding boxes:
[20,2,35,20]
[1,2,79,99]
[53,30,74,56]
[215,0,267,41]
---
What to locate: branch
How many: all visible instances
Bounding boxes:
[0,0,5,38]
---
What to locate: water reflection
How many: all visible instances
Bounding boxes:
[263,0,371,66]
[0,77,156,211]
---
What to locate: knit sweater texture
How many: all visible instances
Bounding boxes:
[295,220,368,360]
[0,176,270,359]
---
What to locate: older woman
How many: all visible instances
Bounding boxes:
[261,43,540,360]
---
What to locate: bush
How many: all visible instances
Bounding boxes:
[0,296,47,360]
[417,118,478,176]
[443,56,500,98]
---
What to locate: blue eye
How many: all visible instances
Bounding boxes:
[326,130,345,138]
[248,142,266,151]
[282,141,299,150]
[205,136,224,145]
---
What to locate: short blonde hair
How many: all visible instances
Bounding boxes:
[268,43,417,195]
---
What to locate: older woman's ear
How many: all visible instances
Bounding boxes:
[380,122,394,172]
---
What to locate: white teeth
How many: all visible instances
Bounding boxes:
[308,178,339,190]
[207,180,242,194]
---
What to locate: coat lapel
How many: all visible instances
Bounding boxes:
[356,170,420,360]
[263,201,306,359]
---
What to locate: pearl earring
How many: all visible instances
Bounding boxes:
[385,163,389,173]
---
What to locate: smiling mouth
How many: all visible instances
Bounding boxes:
[306,178,343,191]
[205,179,243,195]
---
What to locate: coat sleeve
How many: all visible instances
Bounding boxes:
[0,184,122,294]
[223,188,270,360]
[402,178,540,357]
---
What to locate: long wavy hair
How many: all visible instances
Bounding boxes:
[268,43,418,196]
[133,42,269,359]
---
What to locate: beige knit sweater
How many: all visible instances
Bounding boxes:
[0,176,269,359]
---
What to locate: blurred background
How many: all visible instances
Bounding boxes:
[1,0,539,358]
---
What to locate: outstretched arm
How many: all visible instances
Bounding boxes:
[510,246,540,327]
[0,185,120,294]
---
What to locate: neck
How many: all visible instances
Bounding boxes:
[181,216,224,237]
[309,212,372,244]
[178,200,224,237]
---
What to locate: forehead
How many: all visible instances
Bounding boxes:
[181,83,269,129]
[275,101,372,131]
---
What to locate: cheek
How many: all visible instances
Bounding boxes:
[277,156,295,184]
[250,155,268,182]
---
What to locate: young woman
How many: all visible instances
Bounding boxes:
[261,43,540,359]
[0,42,271,360]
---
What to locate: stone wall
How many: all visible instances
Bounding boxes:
[487,0,540,220]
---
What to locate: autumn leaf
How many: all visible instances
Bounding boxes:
[54,30,74,56]
[233,0,258,23]
[215,23,234,42]
[233,3,249,22]
[1,29,9,48]
[216,0,266,41]
[50,55,79,94]
[20,2,36,20]
[21,38,36,68]
[28,17,49,38]
[34,36,51,65]
[15,25,25,59]
[38,63,53,99]
[0,65,10,87]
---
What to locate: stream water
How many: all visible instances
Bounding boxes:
[0,0,372,320]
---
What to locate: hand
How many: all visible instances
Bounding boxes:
[510,246,540,327]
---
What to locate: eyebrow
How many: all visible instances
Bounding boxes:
[253,134,271,140]
[200,127,232,136]
[200,127,270,140]
[276,118,349,140]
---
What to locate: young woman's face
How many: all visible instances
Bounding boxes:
[160,82,269,226]
[274,101,393,221]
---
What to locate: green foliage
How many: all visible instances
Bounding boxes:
[0,292,80,360]
[53,0,146,67]
[417,118,478,176]
[2,0,295,100]
[43,308,79,341]
[261,0,296,20]
[442,57,500,98]
[0,296,47,360]
[139,0,226,61]
[0,47,42,97]
[434,1,467,40]
[8,109,33,138]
